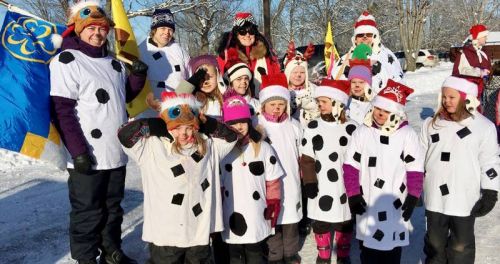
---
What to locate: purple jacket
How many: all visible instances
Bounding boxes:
[51,36,146,158]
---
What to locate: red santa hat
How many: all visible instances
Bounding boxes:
[469,24,488,40]
[314,79,350,105]
[233,12,256,27]
[259,73,290,105]
[354,11,378,36]
[442,76,478,97]
[372,79,414,116]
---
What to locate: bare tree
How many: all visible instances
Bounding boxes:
[23,0,71,23]
[397,0,431,71]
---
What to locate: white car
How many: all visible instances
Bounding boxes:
[416,49,439,68]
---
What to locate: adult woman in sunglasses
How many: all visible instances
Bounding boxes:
[216,12,281,98]
[330,11,404,96]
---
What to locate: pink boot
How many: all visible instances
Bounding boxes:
[314,232,331,263]
[335,230,353,263]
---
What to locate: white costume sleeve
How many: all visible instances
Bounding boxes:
[49,55,80,99]
[478,123,500,191]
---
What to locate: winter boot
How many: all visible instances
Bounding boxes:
[284,254,301,264]
[335,230,352,264]
[314,232,332,263]
[100,249,137,264]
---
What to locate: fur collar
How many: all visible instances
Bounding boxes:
[237,40,268,63]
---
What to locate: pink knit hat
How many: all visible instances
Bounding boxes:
[222,95,251,123]
[348,65,372,85]
[189,55,219,72]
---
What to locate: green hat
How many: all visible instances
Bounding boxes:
[352,43,372,60]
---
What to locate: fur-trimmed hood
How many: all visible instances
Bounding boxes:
[237,40,268,63]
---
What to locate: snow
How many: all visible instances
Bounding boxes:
[1,62,499,263]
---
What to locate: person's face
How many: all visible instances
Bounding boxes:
[236,27,256,47]
[289,66,306,88]
[229,122,249,138]
[372,106,390,126]
[350,78,367,97]
[477,36,487,46]
[355,33,373,46]
[264,99,286,117]
[316,97,333,115]
[231,75,250,95]
[79,25,108,47]
[170,125,195,146]
[153,26,174,47]
[441,87,461,114]
[200,65,218,93]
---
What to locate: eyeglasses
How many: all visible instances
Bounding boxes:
[237,27,257,36]
[356,33,374,38]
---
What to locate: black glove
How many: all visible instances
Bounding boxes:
[372,61,382,75]
[401,195,419,221]
[471,189,498,217]
[118,118,171,148]
[130,59,148,75]
[188,68,208,92]
[303,182,319,199]
[348,194,367,215]
[73,153,94,174]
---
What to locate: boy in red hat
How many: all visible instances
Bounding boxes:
[343,80,425,264]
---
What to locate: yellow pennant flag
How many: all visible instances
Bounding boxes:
[112,0,152,117]
[324,21,340,78]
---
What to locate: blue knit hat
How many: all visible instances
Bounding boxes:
[151,8,175,31]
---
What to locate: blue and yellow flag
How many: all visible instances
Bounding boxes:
[0,10,67,169]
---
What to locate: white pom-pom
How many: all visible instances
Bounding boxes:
[51,34,63,49]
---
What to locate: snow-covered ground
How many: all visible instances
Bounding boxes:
[1,62,499,264]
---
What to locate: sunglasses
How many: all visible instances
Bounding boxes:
[237,27,257,36]
[356,33,374,38]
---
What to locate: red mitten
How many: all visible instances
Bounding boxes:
[265,199,281,228]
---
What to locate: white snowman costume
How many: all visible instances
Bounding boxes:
[138,38,191,117]
[420,77,500,217]
[301,118,356,222]
[50,49,128,169]
[343,81,424,251]
[221,142,284,243]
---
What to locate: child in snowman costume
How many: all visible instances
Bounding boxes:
[220,95,284,263]
[420,76,499,264]
[257,73,303,264]
[346,44,374,125]
[343,80,424,264]
[118,92,237,264]
[300,79,357,264]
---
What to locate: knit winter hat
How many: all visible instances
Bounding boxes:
[314,79,350,105]
[442,76,478,97]
[225,48,252,83]
[52,0,113,49]
[352,11,381,54]
[259,73,290,105]
[159,92,201,130]
[189,55,219,73]
[469,24,488,40]
[348,44,372,85]
[222,96,251,123]
[151,8,175,31]
[233,12,256,28]
[284,42,314,87]
[372,79,414,116]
